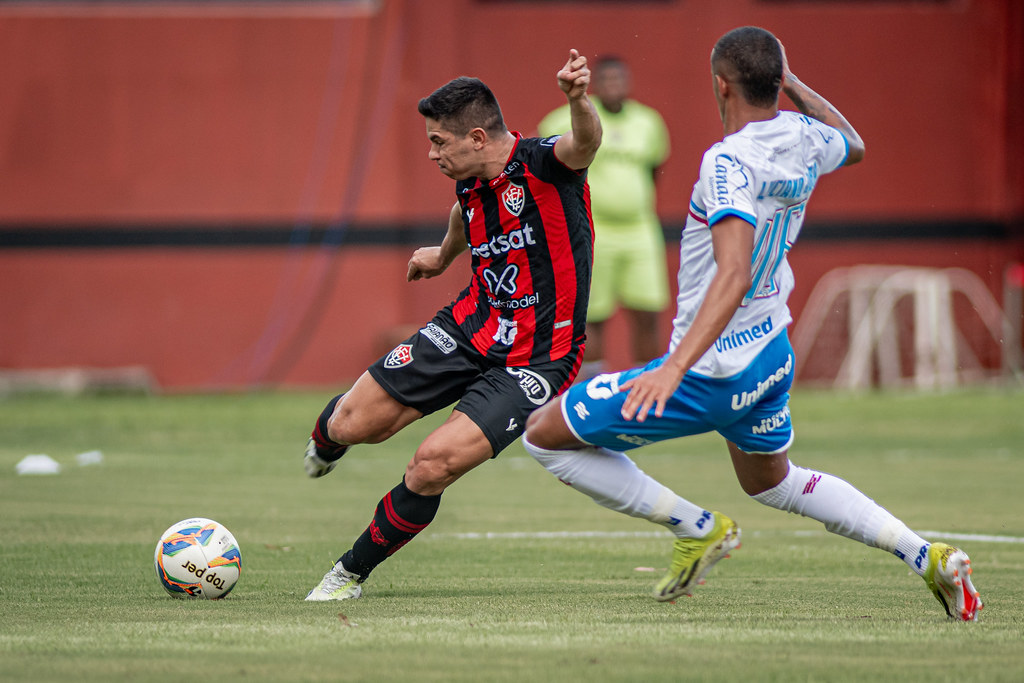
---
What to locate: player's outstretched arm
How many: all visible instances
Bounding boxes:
[408,202,468,281]
[619,215,753,422]
[553,49,602,170]
[779,41,865,166]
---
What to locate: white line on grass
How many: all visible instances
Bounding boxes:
[433,529,1024,544]
[917,530,1024,544]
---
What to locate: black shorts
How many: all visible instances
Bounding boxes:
[367,308,580,456]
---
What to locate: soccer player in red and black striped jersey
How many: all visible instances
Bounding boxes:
[304,50,602,601]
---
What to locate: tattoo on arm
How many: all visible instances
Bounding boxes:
[783,73,863,163]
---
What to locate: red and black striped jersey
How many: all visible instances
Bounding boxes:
[451,133,593,366]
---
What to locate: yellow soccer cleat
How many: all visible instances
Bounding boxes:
[653,512,741,602]
[924,542,982,621]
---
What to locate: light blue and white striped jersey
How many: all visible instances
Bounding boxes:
[671,111,849,377]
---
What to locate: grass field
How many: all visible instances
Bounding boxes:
[2,388,1023,682]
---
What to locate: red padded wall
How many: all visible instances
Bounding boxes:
[1,0,1021,388]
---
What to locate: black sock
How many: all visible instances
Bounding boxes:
[311,393,346,459]
[340,479,441,579]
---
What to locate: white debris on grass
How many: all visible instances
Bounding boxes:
[76,450,104,466]
[15,454,61,475]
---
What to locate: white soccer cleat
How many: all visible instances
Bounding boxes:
[305,560,364,601]
[303,437,347,478]
[924,543,982,621]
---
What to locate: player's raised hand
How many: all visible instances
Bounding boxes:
[407,246,445,281]
[557,49,591,100]
[777,39,794,83]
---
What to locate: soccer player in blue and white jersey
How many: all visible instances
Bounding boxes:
[523,26,982,621]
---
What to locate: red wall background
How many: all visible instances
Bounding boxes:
[1,0,1022,389]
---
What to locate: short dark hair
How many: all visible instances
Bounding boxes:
[711,26,783,108]
[417,76,506,137]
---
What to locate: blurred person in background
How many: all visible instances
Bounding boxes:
[539,55,671,380]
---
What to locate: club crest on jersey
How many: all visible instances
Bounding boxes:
[502,183,525,216]
[384,343,413,369]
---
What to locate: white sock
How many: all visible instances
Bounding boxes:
[523,436,712,538]
[753,462,930,575]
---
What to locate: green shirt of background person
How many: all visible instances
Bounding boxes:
[538,55,671,379]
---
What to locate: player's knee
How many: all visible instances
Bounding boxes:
[406,444,460,491]
[524,405,546,433]
[328,407,389,445]
[524,402,563,449]
[326,404,358,443]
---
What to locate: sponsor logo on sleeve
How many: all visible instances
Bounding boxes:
[713,153,748,207]
[419,323,457,355]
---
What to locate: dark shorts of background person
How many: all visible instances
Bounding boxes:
[368,305,581,456]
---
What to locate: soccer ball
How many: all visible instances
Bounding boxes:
[154,517,242,599]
